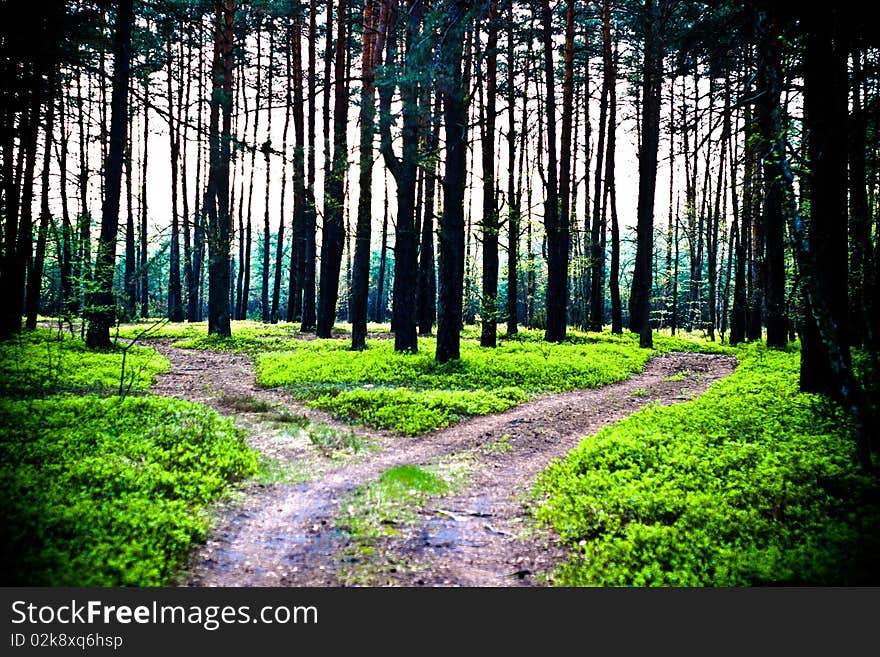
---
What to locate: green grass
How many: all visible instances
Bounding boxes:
[0,395,258,586]
[255,330,732,434]
[0,328,168,397]
[534,345,880,586]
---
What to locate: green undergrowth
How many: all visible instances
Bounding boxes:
[256,330,731,434]
[0,395,257,586]
[0,328,168,397]
[535,345,880,586]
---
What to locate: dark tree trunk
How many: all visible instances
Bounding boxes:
[436,0,470,363]
[418,92,440,335]
[206,0,234,337]
[272,19,292,325]
[756,12,787,348]
[140,77,150,317]
[316,0,348,338]
[628,0,663,349]
[374,175,389,323]
[505,0,518,336]
[479,1,499,348]
[541,0,565,343]
[351,0,387,350]
[123,78,136,321]
[607,39,621,335]
[796,8,871,468]
[288,12,305,323]
[849,50,871,346]
[590,0,611,332]
[25,71,56,330]
[86,0,134,347]
[166,32,184,323]
[799,10,850,395]
[300,0,318,331]
[261,30,273,324]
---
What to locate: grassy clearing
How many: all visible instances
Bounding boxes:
[0,328,168,397]
[255,330,732,434]
[534,345,880,586]
[0,395,257,586]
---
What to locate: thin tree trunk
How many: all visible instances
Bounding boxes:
[300,0,318,331]
[505,0,518,336]
[541,0,565,343]
[140,76,149,317]
[374,173,389,323]
[273,20,292,324]
[25,72,56,330]
[166,31,184,322]
[480,1,499,348]
[590,0,611,332]
[261,29,273,323]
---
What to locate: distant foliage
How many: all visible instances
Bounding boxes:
[535,346,880,586]
[0,396,257,585]
[0,328,168,397]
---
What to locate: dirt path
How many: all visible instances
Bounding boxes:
[149,342,735,587]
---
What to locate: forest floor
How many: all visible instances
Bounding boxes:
[148,340,736,587]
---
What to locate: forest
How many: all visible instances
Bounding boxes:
[1,0,878,587]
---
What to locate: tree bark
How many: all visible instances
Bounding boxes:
[316,0,349,338]
[541,0,565,343]
[205,0,234,337]
[86,0,134,347]
[628,0,663,348]
[479,1,499,348]
[436,0,470,363]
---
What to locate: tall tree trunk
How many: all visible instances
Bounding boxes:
[590,0,611,332]
[86,0,134,347]
[57,83,74,316]
[25,72,56,330]
[181,33,196,322]
[273,20,292,325]
[374,173,389,323]
[628,0,663,348]
[796,7,871,468]
[505,0,518,336]
[206,0,234,337]
[418,92,440,335]
[123,78,136,321]
[140,76,150,317]
[300,0,318,330]
[261,29,273,324]
[166,31,184,322]
[542,0,565,343]
[849,49,871,346]
[316,0,349,338]
[480,1,499,348]
[351,0,386,350]
[436,0,469,363]
[756,12,787,348]
[607,38,621,335]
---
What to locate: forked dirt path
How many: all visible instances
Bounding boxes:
[148,341,735,587]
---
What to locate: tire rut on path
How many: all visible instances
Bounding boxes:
[147,342,735,587]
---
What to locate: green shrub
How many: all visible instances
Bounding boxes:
[256,333,721,433]
[0,395,257,586]
[535,346,880,586]
[0,329,168,397]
